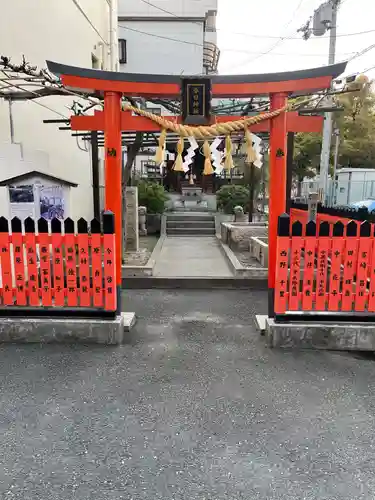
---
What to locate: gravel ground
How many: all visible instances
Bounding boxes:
[1,289,375,499]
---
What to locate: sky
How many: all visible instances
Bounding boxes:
[217,0,375,79]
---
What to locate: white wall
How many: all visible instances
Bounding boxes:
[0,0,110,221]
[118,20,204,74]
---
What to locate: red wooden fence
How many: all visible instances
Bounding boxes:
[0,212,116,313]
[290,208,367,234]
[275,214,375,315]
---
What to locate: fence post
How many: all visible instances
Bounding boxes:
[274,213,290,315]
[0,217,12,305]
[102,211,118,314]
[302,220,316,311]
[11,217,27,306]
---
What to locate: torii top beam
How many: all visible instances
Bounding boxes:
[47,61,347,98]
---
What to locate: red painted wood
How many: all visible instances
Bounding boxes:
[274,236,290,314]
[355,237,372,311]
[103,234,117,311]
[51,233,65,306]
[268,93,287,292]
[0,234,13,305]
[341,237,358,311]
[302,236,316,311]
[72,110,323,134]
[91,234,103,307]
[289,236,303,311]
[64,234,78,307]
[38,234,52,306]
[77,234,90,307]
[368,239,375,311]
[25,233,39,306]
[328,238,345,311]
[12,233,27,306]
[315,236,330,311]
[63,73,332,98]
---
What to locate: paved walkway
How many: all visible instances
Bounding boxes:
[153,236,233,277]
[154,236,233,278]
[2,289,375,499]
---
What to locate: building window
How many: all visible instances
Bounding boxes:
[91,53,100,69]
[119,39,127,64]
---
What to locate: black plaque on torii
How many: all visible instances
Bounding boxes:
[181,77,212,126]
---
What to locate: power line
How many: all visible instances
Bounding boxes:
[137,0,374,39]
[347,42,375,62]
[118,24,355,57]
[0,80,69,119]
[223,0,306,71]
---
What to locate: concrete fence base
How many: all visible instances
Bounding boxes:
[0,312,136,344]
[266,317,375,350]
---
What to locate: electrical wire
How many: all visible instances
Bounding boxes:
[222,0,306,71]
[137,0,373,39]
[118,24,355,58]
[347,42,375,62]
[0,78,69,119]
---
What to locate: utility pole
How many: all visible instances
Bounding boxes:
[298,0,341,205]
[331,128,340,204]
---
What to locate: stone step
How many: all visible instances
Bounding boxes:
[167,214,214,222]
[166,220,215,229]
[166,227,216,236]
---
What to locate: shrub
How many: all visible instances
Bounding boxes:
[137,180,168,214]
[216,184,250,214]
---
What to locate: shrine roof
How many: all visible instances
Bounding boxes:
[46,61,347,97]
[47,61,346,85]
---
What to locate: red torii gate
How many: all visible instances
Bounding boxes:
[47,60,346,315]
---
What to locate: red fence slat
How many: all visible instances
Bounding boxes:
[368,237,375,311]
[77,233,91,307]
[12,233,27,306]
[315,236,330,311]
[39,234,52,306]
[103,233,117,311]
[91,234,103,308]
[341,238,358,311]
[274,236,290,314]
[302,236,316,311]
[0,233,13,305]
[289,236,303,311]
[65,234,78,307]
[51,233,65,307]
[355,235,371,312]
[328,238,345,311]
[25,232,39,306]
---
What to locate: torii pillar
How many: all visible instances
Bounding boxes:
[268,92,288,317]
[104,91,122,310]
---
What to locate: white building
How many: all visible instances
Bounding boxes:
[117,0,220,178]
[0,0,116,221]
[299,168,375,206]
[118,0,219,75]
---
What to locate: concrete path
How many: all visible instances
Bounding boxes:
[153,236,233,277]
[2,289,375,499]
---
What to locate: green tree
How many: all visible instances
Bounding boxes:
[334,75,375,168]
[291,76,375,193]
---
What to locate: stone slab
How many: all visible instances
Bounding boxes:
[121,312,136,331]
[255,314,268,332]
[0,314,136,344]
[125,186,139,252]
[219,239,268,279]
[266,317,375,350]
[153,236,233,278]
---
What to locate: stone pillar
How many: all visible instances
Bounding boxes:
[138,206,147,236]
[308,192,319,222]
[125,187,139,252]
